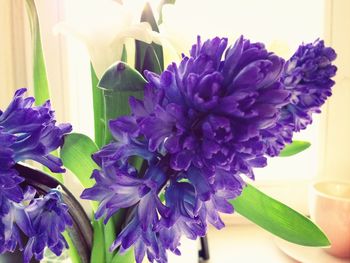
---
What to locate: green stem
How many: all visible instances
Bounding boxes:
[63,231,82,263]
[104,220,116,263]
[91,220,106,263]
[91,65,105,149]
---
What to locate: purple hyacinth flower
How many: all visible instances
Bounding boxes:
[0,88,73,259]
[0,88,72,173]
[264,40,337,157]
[81,36,337,263]
[281,40,337,131]
[23,190,73,263]
[138,36,290,179]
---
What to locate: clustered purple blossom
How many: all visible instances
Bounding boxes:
[0,89,72,262]
[82,36,337,263]
[282,39,337,131]
[264,39,337,156]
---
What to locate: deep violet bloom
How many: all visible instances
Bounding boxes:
[264,40,337,156]
[0,88,72,173]
[138,36,290,179]
[82,36,337,263]
[280,40,337,131]
[0,89,73,259]
[23,190,73,263]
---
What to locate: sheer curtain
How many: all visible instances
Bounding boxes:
[0,0,30,108]
[0,0,70,124]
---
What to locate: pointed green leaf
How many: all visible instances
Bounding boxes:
[140,3,164,70]
[279,140,311,157]
[135,3,164,74]
[135,42,162,75]
[98,62,147,92]
[60,133,99,189]
[142,46,162,74]
[25,0,50,105]
[231,184,330,247]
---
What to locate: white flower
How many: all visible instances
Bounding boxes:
[55,0,161,78]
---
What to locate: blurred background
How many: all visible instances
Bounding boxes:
[0,0,349,262]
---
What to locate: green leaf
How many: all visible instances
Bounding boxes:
[98,62,147,92]
[60,134,116,263]
[135,41,162,76]
[25,0,50,105]
[91,220,106,263]
[231,184,330,247]
[279,140,311,157]
[91,65,105,149]
[140,3,164,70]
[60,133,99,189]
[135,3,164,74]
[104,220,117,262]
[142,46,162,74]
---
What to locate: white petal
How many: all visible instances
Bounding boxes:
[114,22,154,44]
[89,41,124,78]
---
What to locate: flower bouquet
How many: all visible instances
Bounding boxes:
[0,1,337,263]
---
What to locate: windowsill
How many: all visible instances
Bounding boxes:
[204,224,297,263]
[169,224,297,263]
